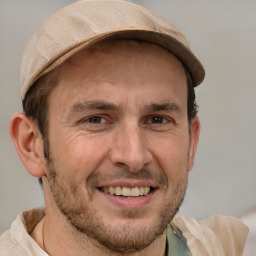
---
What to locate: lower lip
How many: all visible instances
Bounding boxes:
[98,189,157,209]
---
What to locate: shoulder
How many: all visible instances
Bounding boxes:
[0,208,46,256]
[0,229,27,256]
[172,215,249,256]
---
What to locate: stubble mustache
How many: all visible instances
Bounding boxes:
[86,166,168,198]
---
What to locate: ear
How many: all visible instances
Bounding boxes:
[9,113,46,178]
[188,116,200,171]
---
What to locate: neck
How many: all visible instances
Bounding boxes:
[32,211,167,256]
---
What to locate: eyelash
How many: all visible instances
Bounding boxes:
[80,115,172,126]
[145,116,170,124]
[81,115,109,124]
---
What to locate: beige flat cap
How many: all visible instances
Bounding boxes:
[21,0,205,100]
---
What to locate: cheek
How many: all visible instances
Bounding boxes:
[50,131,110,177]
[148,133,190,175]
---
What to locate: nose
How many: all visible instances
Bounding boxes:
[109,121,153,172]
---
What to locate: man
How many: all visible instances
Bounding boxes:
[0,0,248,255]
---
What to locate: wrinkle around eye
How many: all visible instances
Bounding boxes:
[142,115,178,132]
[77,115,114,132]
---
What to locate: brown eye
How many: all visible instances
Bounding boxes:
[150,116,165,124]
[88,116,104,123]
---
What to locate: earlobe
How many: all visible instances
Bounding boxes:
[9,113,46,178]
[188,117,200,171]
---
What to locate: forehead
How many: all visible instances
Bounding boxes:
[48,40,187,110]
[59,40,186,85]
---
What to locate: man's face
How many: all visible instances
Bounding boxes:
[43,41,199,253]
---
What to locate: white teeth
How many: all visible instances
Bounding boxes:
[101,186,151,197]
[139,187,144,195]
[115,186,122,195]
[122,187,131,196]
[109,187,115,195]
[131,187,140,196]
[144,187,150,194]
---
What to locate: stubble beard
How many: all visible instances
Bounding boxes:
[44,146,188,254]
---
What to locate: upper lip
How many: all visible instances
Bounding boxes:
[97,179,158,188]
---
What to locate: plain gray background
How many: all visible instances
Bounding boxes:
[1,0,255,237]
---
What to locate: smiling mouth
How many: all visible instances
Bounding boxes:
[98,186,154,198]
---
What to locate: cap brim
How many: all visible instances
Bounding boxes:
[33,29,205,93]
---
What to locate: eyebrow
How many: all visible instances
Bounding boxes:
[66,100,182,120]
[144,102,182,113]
[66,100,119,117]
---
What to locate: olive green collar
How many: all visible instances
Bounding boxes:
[165,224,191,256]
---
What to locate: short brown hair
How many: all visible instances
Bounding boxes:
[23,69,60,140]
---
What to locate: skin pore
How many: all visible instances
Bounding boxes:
[15,41,200,256]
